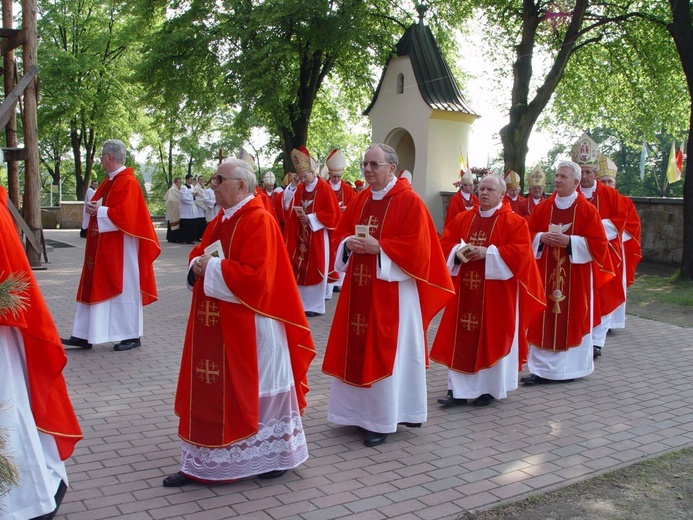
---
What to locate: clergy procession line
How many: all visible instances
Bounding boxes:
[1,133,642,519]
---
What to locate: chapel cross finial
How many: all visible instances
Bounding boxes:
[416,4,428,24]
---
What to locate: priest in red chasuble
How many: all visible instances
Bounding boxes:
[165,158,316,487]
[572,133,627,359]
[0,186,82,519]
[431,175,545,408]
[522,160,613,385]
[284,147,342,317]
[518,165,548,218]
[597,155,642,331]
[322,143,454,448]
[503,169,525,213]
[62,139,160,352]
[444,169,479,227]
[325,148,355,298]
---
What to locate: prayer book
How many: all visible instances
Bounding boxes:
[204,240,225,259]
[457,242,475,263]
[355,225,370,238]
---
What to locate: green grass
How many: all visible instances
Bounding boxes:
[629,273,693,307]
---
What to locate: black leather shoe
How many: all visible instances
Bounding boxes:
[333,286,341,293]
[257,470,287,480]
[521,374,574,385]
[398,422,422,428]
[163,471,191,487]
[61,336,92,349]
[520,373,546,385]
[305,311,322,317]
[113,338,141,351]
[437,390,467,407]
[593,346,602,359]
[473,394,495,407]
[363,430,388,447]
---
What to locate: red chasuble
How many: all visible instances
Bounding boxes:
[175,196,316,447]
[503,194,526,214]
[444,191,479,227]
[322,179,455,387]
[578,182,626,316]
[621,195,642,287]
[518,195,546,218]
[285,178,341,286]
[431,205,546,373]
[0,187,83,459]
[332,180,356,208]
[526,193,614,351]
[76,168,160,305]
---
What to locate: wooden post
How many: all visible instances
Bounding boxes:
[21,0,41,267]
[2,0,20,208]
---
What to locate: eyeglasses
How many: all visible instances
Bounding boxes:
[360,161,391,170]
[212,175,243,184]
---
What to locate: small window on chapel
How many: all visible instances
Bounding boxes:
[397,73,404,94]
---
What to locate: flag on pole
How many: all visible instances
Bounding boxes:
[666,141,682,184]
[639,138,648,180]
[459,149,467,174]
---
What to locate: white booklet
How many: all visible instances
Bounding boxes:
[204,239,225,259]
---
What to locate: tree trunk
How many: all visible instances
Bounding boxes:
[500,0,588,185]
[667,0,693,280]
[22,0,41,266]
[71,127,86,200]
[2,0,20,208]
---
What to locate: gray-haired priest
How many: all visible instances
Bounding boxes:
[164,158,316,486]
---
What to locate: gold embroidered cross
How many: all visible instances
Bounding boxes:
[196,360,220,384]
[351,314,368,336]
[460,313,479,331]
[463,271,482,290]
[197,300,220,326]
[353,264,371,286]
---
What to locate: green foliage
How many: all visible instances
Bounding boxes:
[37,0,153,198]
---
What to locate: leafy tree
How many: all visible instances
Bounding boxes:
[37,0,151,200]
[139,0,472,174]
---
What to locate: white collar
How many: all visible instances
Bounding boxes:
[304,177,319,193]
[555,191,578,210]
[581,182,597,198]
[221,194,254,221]
[107,165,126,180]
[371,176,396,201]
[460,190,471,201]
[479,202,502,217]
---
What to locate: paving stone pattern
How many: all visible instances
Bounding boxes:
[37,229,693,520]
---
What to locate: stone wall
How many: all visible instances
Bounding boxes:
[632,197,683,265]
[440,192,684,265]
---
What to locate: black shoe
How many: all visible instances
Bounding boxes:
[257,470,287,480]
[437,390,467,407]
[113,338,141,351]
[398,422,422,428]
[61,336,92,349]
[520,374,546,385]
[473,394,495,407]
[363,430,388,447]
[521,374,574,385]
[163,471,191,487]
[305,311,322,317]
[593,346,602,359]
[333,287,341,293]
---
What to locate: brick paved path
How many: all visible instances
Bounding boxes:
[36,229,693,520]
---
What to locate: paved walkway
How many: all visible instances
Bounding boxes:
[36,229,693,520]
